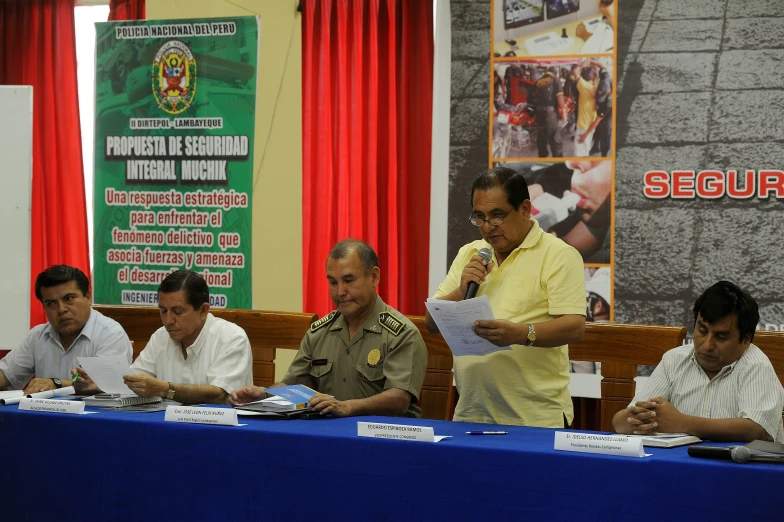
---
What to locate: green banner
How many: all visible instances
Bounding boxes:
[93,16,259,309]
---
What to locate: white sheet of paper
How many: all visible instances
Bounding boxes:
[76,355,135,395]
[424,297,511,356]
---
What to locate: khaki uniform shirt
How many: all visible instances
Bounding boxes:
[282,296,427,417]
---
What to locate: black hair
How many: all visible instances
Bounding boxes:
[470,166,530,210]
[328,239,379,274]
[693,281,759,342]
[581,67,595,81]
[158,270,209,309]
[35,265,90,301]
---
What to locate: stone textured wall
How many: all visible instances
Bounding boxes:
[448,0,784,336]
[615,0,784,333]
[447,0,491,264]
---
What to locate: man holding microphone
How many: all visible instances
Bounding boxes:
[426,167,586,427]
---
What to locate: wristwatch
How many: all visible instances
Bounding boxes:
[524,324,536,346]
[166,382,176,400]
[51,378,62,388]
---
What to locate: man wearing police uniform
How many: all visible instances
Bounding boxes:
[533,66,566,158]
[230,239,427,417]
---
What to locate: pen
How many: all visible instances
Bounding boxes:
[72,371,80,385]
[466,431,508,435]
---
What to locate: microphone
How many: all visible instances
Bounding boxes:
[687,445,736,461]
[464,248,492,300]
[688,445,784,464]
[731,446,752,463]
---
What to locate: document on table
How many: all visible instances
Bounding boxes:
[424,297,511,356]
[76,355,135,395]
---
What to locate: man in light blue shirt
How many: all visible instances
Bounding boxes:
[0,265,131,392]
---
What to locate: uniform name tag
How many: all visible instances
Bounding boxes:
[311,359,328,366]
[19,398,86,415]
[165,406,241,426]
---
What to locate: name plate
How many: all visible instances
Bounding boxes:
[165,406,240,426]
[358,421,434,442]
[554,431,648,458]
[19,398,85,415]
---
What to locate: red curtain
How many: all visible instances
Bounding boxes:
[108,0,144,20]
[0,0,90,328]
[302,0,434,318]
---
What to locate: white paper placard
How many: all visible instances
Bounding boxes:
[165,406,242,426]
[554,431,649,458]
[19,398,86,415]
[358,421,437,442]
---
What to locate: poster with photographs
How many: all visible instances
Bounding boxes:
[492,57,613,159]
[494,1,614,58]
[490,0,617,390]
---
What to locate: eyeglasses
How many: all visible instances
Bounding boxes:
[469,208,513,227]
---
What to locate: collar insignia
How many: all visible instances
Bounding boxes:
[378,311,405,336]
[311,310,339,332]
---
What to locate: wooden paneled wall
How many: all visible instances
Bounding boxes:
[93,307,784,429]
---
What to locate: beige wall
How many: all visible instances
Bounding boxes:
[148,0,302,379]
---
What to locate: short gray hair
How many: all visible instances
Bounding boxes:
[328,239,379,274]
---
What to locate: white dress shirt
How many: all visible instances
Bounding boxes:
[0,309,132,389]
[632,343,784,442]
[131,313,252,393]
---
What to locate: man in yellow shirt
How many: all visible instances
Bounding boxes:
[426,167,586,427]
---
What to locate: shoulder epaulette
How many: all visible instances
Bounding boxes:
[379,311,406,336]
[311,310,339,332]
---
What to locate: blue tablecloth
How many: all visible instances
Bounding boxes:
[0,404,780,521]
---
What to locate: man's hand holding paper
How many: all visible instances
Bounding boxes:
[425,296,511,357]
[473,319,525,347]
[123,374,168,398]
[71,366,101,395]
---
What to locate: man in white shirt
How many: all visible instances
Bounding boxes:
[0,265,131,392]
[613,281,784,443]
[76,270,252,404]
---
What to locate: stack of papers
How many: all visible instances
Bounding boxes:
[82,395,162,408]
[238,384,317,412]
[629,433,701,448]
